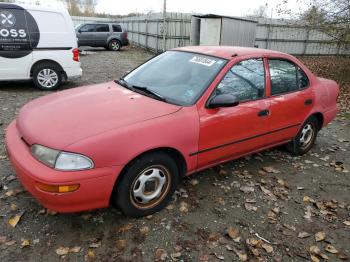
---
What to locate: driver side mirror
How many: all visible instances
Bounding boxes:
[207,94,239,109]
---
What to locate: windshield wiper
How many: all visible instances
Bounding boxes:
[114,78,131,89]
[131,85,167,102]
[115,79,166,102]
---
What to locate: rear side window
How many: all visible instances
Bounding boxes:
[269,59,309,95]
[95,24,109,32]
[216,59,265,102]
[112,25,122,32]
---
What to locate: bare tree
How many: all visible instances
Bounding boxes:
[246,4,269,19]
[278,0,350,44]
[59,0,98,16]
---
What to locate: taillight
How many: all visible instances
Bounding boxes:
[124,32,128,39]
[72,48,79,62]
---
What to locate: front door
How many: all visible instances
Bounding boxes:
[77,24,96,46]
[197,58,271,168]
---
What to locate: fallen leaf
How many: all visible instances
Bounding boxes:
[315,231,326,242]
[303,196,315,203]
[21,239,30,248]
[226,227,240,241]
[325,245,338,254]
[244,203,257,211]
[69,246,81,253]
[338,252,349,260]
[343,221,350,226]
[234,249,248,261]
[0,236,7,244]
[170,252,182,260]
[116,239,127,251]
[239,186,254,193]
[179,202,188,213]
[311,255,320,262]
[139,226,150,235]
[246,238,259,247]
[10,203,18,211]
[85,249,95,260]
[262,243,273,253]
[117,223,133,233]
[56,246,70,256]
[310,245,321,255]
[298,232,311,238]
[155,248,167,261]
[8,212,24,228]
[212,253,224,260]
[262,166,280,173]
[189,179,199,186]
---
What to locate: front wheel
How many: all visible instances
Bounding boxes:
[112,152,179,217]
[286,116,319,155]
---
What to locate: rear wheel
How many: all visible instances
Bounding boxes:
[108,39,121,51]
[286,116,319,155]
[32,62,62,90]
[112,152,179,217]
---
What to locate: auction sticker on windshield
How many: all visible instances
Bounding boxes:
[189,56,217,67]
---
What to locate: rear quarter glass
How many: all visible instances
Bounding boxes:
[0,4,40,58]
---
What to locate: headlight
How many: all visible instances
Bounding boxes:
[31,144,94,171]
[55,152,94,171]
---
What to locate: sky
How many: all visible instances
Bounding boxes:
[17,0,307,18]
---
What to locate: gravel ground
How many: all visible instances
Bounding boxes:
[0,47,349,262]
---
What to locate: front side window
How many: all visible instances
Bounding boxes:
[80,24,95,32]
[269,59,309,95]
[215,59,265,102]
[123,51,227,106]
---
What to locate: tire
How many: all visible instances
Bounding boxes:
[286,115,319,156]
[112,152,179,218]
[32,62,62,90]
[108,39,121,51]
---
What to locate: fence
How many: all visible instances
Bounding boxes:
[71,14,349,55]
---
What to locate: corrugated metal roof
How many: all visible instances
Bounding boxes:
[192,14,257,23]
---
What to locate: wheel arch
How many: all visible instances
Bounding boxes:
[310,112,324,130]
[109,147,187,203]
[30,59,66,78]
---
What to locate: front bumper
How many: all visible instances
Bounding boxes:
[5,121,124,213]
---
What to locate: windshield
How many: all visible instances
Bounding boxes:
[123,51,227,106]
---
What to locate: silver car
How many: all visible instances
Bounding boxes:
[76,23,129,51]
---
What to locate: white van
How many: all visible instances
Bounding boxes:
[0,3,82,90]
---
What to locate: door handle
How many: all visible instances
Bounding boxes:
[258,109,270,117]
[304,99,313,105]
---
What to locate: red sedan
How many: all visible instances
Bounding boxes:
[5,46,339,217]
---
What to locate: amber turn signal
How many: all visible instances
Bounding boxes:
[35,182,80,193]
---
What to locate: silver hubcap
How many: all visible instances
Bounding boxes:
[299,123,314,148]
[37,69,58,88]
[111,41,119,50]
[132,167,167,205]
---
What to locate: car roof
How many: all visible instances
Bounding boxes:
[173,46,287,60]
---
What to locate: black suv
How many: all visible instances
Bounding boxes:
[76,23,129,51]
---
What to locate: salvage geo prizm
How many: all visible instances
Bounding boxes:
[5,46,339,217]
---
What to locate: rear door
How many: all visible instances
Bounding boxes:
[94,24,110,46]
[267,58,314,143]
[0,5,33,79]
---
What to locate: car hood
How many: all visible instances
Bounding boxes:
[17,82,181,149]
